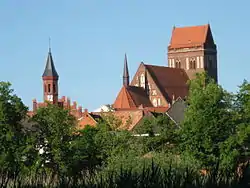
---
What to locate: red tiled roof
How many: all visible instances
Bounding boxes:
[169,24,209,49]
[113,86,153,109]
[144,64,189,102]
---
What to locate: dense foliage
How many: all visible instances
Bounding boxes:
[1,73,250,187]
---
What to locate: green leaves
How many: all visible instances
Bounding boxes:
[180,72,238,169]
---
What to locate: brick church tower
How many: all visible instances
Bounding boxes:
[42,47,59,104]
[168,24,218,83]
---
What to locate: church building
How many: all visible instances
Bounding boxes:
[113,24,217,110]
[78,24,218,130]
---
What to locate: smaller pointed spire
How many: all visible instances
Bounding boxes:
[123,53,129,87]
[42,40,59,78]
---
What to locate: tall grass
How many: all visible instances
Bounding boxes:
[1,161,250,188]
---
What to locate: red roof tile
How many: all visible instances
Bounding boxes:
[169,24,209,48]
[113,86,153,109]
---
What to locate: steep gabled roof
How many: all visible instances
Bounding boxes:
[113,86,153,109]
[42,49,59,78]
[169,24,211,49]
[144,64,189,102]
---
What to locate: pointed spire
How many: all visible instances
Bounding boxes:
[42,39,59,78]
[123,53,129,87]
[49,37,51,53]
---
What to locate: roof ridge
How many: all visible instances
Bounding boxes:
[144,64,168,68]
[174,24,208,29]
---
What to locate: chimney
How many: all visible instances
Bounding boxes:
[78,106,82,117]
[32,99,37,112]
[62,96,66,102]
[73,101,77,110]
[67,97,71,109]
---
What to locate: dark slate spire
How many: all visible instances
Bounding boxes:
[123,53,129,87]
[42,44,59,78]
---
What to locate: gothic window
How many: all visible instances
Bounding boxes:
[175,59,181,68]
[189,58,196,69]
[153,98,158,107]
[146,83,151,94]
[148,83,151,90]
[48,84,51,93]
[140,73,145,88]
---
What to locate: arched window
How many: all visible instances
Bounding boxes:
[175,59,181,68]
[189,58,196,69]
[48,84,51,93]
[140,73,145,88]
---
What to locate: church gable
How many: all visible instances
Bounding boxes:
[130,63,170,108]
[144,64,189,103]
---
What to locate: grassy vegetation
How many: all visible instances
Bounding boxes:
[1,73,250,187]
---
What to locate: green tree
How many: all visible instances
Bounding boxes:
[31,104,76,178]
[180,72,236,170]
[0,82,29,186]
[134,115,179,153]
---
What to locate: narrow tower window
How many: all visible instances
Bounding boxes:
[48,84,51,93]
[44,84,47,92]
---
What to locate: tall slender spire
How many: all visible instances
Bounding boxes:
[42,40,59,78]
[123,53,129,87]
[49,37,51,53]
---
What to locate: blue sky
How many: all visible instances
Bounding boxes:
[0,0,249,111]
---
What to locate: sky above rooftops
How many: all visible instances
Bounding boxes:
[0,0,249,111]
